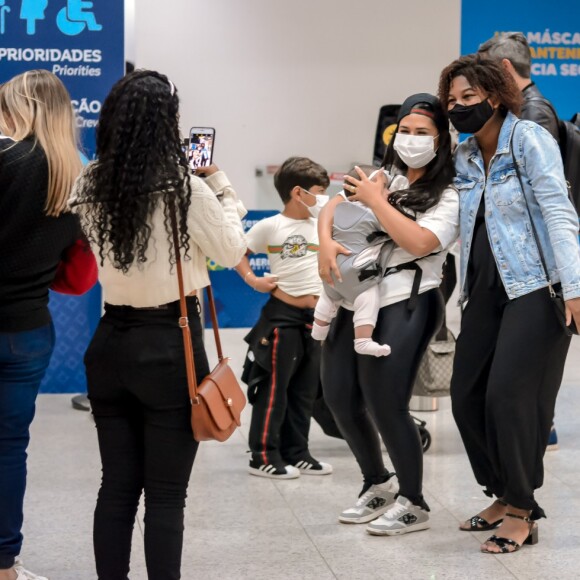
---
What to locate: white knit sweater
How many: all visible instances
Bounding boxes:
[70,170,247,307]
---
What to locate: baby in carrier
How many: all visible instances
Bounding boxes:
[312,165,408,356]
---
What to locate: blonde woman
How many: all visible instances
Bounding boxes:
[0,70,84,580]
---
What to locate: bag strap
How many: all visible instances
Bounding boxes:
[168,200,200,403]
[167,199,226,369]
[383,251,441,311]
[205,284,225,362]
[509,122,556,297]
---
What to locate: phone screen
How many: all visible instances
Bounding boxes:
[188,127,215,172]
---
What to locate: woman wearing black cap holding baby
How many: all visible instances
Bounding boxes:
[318,93,458,536]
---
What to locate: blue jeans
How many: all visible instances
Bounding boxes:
[0,323,55,570]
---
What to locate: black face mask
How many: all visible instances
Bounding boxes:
[448,100,495,134]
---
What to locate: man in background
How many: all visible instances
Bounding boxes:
[479,32,560,142]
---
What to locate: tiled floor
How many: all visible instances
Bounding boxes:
[22,307,580,579]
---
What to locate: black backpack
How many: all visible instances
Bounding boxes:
[528,96,580,214]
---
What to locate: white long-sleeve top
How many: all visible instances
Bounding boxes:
[70,169,247,307]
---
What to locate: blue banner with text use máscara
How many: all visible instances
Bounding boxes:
[461,0,580,121]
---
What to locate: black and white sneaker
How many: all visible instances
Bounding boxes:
[366,495,430,536]
[339,479,396,524]
[248,459,300,479]
[294,458,333,476]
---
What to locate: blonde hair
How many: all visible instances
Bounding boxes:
[0,70,82,216]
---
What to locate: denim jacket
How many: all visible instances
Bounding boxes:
[454,112,580,303]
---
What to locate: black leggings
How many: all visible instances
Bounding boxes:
[322,289,443,506]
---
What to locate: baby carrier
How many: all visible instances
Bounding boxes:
[324,200,396,304]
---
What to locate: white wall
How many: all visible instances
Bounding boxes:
[124,0,136,64]
[135,0,461,208]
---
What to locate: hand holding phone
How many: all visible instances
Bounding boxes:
[188,127,215,174]
[193,164,220,177]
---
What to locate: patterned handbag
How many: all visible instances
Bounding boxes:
[413,328,456,397]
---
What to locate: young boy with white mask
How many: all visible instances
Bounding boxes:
[236,157,334,479]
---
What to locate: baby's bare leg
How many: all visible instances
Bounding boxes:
[354,324,373,339]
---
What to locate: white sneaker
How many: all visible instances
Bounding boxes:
[338,479,396,524]
[14,559,48,580]
[366,495,430,536]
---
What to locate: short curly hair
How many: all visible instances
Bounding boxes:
[438,53,522,117]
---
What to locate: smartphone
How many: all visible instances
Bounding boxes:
[188,127,215,172]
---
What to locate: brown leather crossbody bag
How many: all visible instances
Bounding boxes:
[169,201,246,442]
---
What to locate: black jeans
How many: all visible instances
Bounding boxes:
[322,290,443,506]
[85,297,208,580]
[451,285,571,517]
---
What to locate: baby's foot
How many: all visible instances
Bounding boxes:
[354,338,391,357]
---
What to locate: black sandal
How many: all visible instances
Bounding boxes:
[481,512,539,554]
[460,499,506,532]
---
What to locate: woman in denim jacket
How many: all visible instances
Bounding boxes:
[438,54,580,555]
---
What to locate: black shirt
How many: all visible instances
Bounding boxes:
[0,137,81,331]
[467,196,503,296]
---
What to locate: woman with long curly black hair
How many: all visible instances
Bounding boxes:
[70,70,247,579]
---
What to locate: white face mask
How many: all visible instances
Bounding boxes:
[299,188,329,218]
[393,133,438,169]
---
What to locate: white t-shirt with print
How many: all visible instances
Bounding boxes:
[246,213,322,297]
[340,186,459,310]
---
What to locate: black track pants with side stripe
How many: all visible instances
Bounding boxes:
[248,324,321,467]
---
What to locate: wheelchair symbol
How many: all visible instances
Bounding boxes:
[56,0,102,36]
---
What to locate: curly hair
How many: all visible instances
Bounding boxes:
[438,53,522,118]
[381,100,456,214]
[72,70,191,273]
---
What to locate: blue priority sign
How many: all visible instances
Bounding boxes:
[0,0,124,158]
